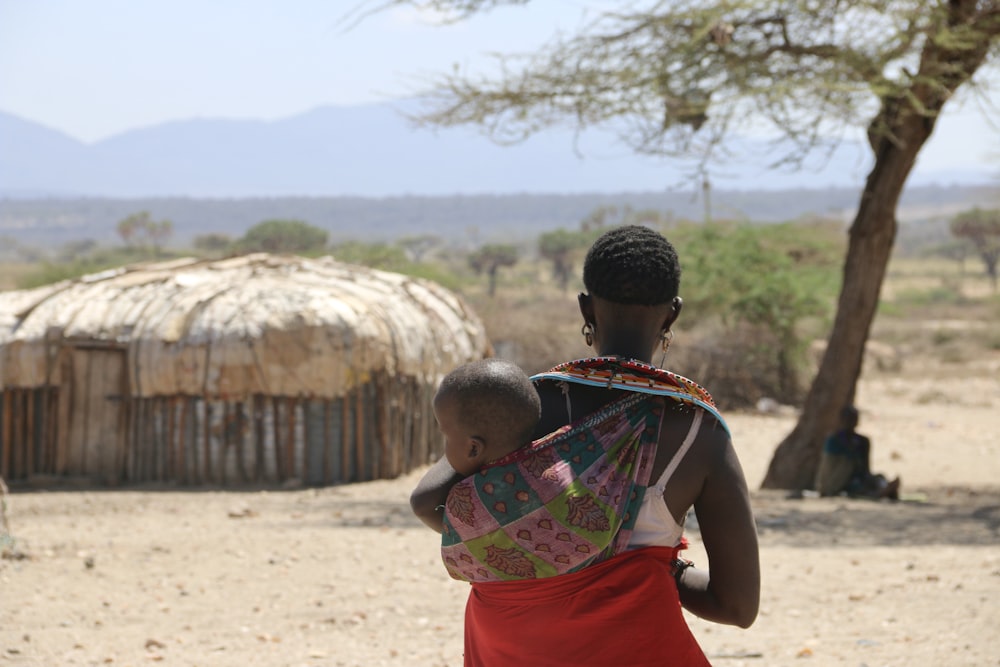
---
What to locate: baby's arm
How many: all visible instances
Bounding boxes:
[410,456,464,533]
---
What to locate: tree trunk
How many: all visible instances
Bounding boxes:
[487,266,498,297]
[762,1,996,489]
[760,144,907,489]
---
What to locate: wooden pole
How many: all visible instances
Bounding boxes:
[286,397,296,482]
[25,388,36,477]
[203,401,213,485]
[355,386,365,482]
[341,393,351,483]
[191,398,201,485]
[253,395,265,482]
[234,401,247,483]
[11,391,23,478]
[1,391,11,479]
[272,397,283,480]
[44,388,58,474]
[323,399,332,485]
[166,397,177,481]
[178,398,189,485]
[221,400,230,485]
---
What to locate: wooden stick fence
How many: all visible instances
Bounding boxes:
[0,372,442,487]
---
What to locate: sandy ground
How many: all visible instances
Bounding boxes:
[2,357,999,667]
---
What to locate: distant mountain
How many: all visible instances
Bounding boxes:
[1,104,993,199]
[2,185,997,250]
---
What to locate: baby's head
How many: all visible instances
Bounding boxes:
[433,358,541,476]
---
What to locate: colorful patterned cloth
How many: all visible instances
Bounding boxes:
[441,357,724,583]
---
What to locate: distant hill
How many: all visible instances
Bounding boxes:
[1,186,997,250]
[1,103,994,200]
[2,102,996,250]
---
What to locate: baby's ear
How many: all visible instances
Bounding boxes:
[468,436,487,463]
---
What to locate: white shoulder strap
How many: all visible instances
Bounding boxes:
[652,408,704,489]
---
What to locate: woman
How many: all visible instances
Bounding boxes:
[413,225,760,666]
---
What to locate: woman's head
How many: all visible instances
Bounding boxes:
[579,225,683,362]
[582,225,681,305]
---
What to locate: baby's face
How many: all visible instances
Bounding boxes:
[433,393,479,477]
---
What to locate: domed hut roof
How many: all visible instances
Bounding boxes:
[0,254,489,487]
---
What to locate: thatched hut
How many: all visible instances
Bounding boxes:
[0,254,489,486]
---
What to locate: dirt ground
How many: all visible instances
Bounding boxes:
[2,356,999,667]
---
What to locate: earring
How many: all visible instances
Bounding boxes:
[659,330,673,367]
[581,322,595,347]
[661,330,674,353]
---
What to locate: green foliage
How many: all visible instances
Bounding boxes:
[394,262,463,292]
[670,220,843,400]
[15,245,182,289]
[192,233,234,255]
[237,219,329,254]
[18,261,107,289]
[332,241,408,270]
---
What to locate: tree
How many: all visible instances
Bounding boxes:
[398,234,442,263]
[238,219,329,254]
[376,0,1000,489]
[115,211,173,256]
[950,207,1000,291]
[538,228,591,292]
[148,219,174,257]
[468,243,518,297]
[116,213,143,247]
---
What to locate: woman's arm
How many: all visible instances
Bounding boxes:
[678,429,760,628]
[410,455,464,533]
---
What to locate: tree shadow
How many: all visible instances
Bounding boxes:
[745,486,1000,548]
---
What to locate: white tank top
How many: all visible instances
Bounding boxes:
[627,409,704,550]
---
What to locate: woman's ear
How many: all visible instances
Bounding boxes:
[578,292,595,323]
[661,296,683,331]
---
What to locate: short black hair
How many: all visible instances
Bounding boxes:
[582,225,681,305]
[436,358,541,447]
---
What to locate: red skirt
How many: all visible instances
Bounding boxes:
[463,546,711,667]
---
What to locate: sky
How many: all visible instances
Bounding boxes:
[1,0,998,185]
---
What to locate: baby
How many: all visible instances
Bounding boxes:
[433,358,541,476]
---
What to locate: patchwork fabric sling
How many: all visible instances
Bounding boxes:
[441,357,725,583]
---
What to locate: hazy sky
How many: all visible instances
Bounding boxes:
[1,1,997,178]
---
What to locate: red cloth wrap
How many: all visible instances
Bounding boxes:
[462,546,711,667]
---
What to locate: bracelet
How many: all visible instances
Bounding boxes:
[671,557,694,583]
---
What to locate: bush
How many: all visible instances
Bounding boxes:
[664,221,842,405]
[236,219,328,254]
